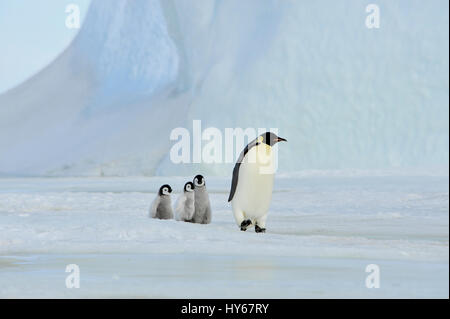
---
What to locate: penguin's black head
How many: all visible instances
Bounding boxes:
[184,181,195,192]
[193,175,205,187]
[159,184,172,196]
[258,132,287,146]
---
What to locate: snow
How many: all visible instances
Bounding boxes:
[0,0,448,176]
[0,170,448,298]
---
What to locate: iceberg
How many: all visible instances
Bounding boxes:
[0,0,448,176]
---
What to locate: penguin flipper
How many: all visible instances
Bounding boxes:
[174,194,187,220]
[149,196,160,218]
[203,203,212,224]
[228,141,258,202]
[228,162,241,202]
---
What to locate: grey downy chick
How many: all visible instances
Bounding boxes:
[149,184,174,220]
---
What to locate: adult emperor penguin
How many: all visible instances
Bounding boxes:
[175,182,195,222]
[191,175,212,224]
[228,132,287,233]
[149,184,174,220]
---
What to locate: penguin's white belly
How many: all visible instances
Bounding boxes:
[232,145,275,219]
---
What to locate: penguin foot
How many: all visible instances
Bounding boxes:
[255,225,266,233]
[240,219,252,231]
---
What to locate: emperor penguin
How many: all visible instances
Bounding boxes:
[175,182,195,222]
[228,132,287,232]
[191,175,212,224]
[149,184,174,220]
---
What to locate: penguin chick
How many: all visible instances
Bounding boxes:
[228,132,287,233]
[175,182,195,222]
[191,175,212,224]
[149,184,174,220]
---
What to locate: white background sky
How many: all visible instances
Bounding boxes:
[0,0,91,94]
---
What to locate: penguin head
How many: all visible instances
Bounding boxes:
[257,132,287,147]
[159,184,172,196]
[193,175,205,187]
[184,182,195,192]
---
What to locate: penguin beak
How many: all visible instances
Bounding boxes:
[276,137,287,143]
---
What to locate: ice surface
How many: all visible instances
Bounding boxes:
[0,0,448,176]
[0,171,448,298]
